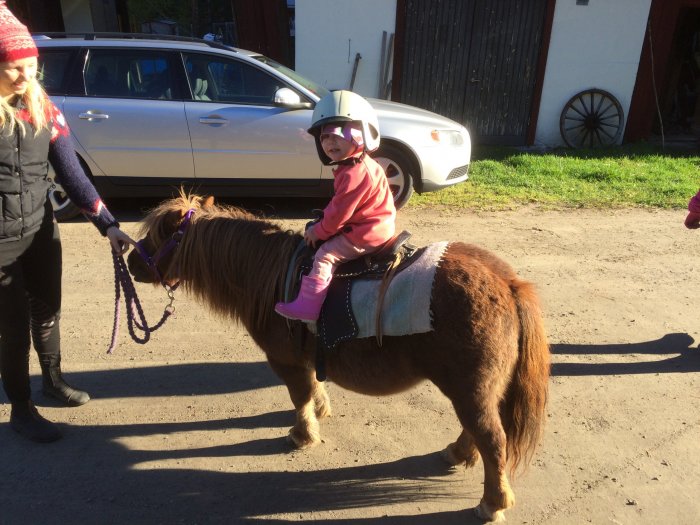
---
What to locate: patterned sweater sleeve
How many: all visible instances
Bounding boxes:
[46,102,118,235]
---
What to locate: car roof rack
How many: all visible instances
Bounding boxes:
[32,32,237,52]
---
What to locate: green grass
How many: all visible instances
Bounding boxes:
[408,143,700,210]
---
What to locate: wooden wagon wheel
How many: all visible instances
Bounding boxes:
[560,89,624,148]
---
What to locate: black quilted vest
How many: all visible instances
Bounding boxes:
[0,115,51,243]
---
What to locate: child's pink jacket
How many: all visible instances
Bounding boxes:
[310,155,396,248]
[689,190,700,213]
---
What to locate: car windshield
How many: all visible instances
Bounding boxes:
[252,55,329,99]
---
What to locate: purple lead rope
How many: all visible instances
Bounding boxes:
[108,208,193,353]
[107,252,174,353]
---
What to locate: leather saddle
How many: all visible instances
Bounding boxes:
[283,230,423,380]
[281,206,428,380]
[285,229,418,294]
[329,230,416,279]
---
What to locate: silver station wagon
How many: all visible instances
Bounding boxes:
[35,34,471,219]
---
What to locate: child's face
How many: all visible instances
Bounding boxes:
[320,132,357,163]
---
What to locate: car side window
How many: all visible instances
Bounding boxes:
[184,53,283,105]
[85,50,175,100]
[37,50,74,95]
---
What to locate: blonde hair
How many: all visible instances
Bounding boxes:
[0,76,49,137]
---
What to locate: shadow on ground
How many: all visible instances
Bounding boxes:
[0,359,483,524]
[0,422,478,524]
[5,331,694,522]
[551,332,700,375]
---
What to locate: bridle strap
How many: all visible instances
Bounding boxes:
[135,208,195,286]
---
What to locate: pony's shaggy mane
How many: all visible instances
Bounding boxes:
[141,192,301,330]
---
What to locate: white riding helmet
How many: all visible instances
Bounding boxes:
[308,90,380,165]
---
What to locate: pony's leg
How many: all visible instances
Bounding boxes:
[453,404,514,522]
[313,382,332,419]
[441,429,480,468]
[267,359,325,448]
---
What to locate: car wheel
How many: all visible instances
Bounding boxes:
[372,144,415,209]
[48,155,94,221]
[49,180,81,221]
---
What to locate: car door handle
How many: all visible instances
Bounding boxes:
[199,116,228,125]
[78,112,109,120]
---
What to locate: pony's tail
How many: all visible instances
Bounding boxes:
[503,278,550,477]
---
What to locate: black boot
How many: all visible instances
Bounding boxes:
[10,401,62,443]
[40,355,90,406]
[30,310,90,407]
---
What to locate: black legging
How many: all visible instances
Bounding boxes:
[0,208,62,403]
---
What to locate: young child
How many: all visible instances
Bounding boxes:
[685,189,700,228]
[275,90,397,322]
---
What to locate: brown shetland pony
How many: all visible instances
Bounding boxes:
[126,193,550,522]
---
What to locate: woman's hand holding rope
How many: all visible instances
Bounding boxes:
[106,225,135,255]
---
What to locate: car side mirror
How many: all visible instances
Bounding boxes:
[274,87,312,109]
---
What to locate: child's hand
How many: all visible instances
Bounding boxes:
[685,211,700,229]
[304,228,320,248]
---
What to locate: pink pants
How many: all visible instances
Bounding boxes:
[309,235,376,283]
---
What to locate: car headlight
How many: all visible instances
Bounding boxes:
[430,129,465,146]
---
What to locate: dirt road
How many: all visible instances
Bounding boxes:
[1,202,699,524]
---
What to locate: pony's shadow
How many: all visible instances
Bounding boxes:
[0,355,486,524]
[14,362,291,432]
[0,414,482,524]
[551,332,700,376]
[244,513,476,524]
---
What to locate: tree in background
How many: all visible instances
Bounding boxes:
[124,0,293,67]
[126,0,233,40]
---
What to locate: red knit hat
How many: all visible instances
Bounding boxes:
[0,1,38,62]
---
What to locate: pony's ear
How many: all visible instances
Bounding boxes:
[202,195,215,209]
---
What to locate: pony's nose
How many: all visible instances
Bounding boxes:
[126,248,153,283]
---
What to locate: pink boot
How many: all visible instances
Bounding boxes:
[275,275,329,321]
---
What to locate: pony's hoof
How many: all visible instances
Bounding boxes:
[474,502,506,523]
[441,444,479,468]
[440,445,463,467]
[315,404,332,420]
[286,430,320,449]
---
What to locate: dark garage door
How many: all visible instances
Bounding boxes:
[397,0,549,145]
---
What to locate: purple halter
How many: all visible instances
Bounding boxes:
[134,208,195,286]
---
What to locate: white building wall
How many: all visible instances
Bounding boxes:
[296,0,652,146]
[534,0,652,147]
[295,0,397,98]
